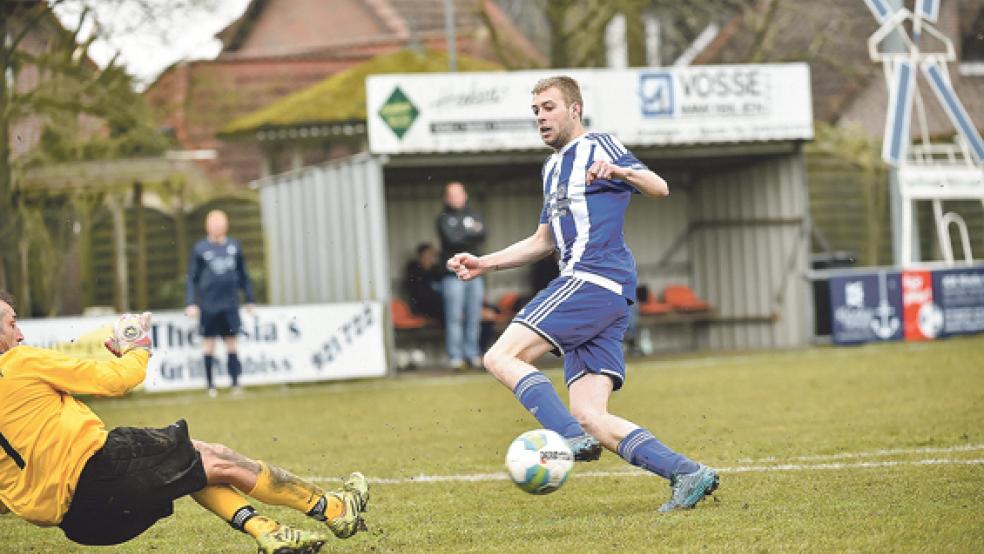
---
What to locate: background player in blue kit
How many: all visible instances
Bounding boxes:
[186,209,256,397]
[447,76,718,511]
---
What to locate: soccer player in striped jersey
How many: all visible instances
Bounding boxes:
[0,292,368,552]
[447,76,718,511]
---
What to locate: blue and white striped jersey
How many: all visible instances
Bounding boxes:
[539,132,647,302]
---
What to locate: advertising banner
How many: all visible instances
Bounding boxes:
[829,271,903,344]
[932,266,984,337]
[18,303,387,392]
[828,265,984,345]
[901,269,943,341]
[367,64,813,154]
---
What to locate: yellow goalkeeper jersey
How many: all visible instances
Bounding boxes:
[0,345,149,526]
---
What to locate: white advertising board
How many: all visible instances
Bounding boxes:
[17,303,386,393]
[367,64,813,154]
[898,164,984,199]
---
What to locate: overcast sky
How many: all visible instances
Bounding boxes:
[52,0,250,89]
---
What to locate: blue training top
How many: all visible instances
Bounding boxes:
[185,238,255,312]
[539,132,647,303]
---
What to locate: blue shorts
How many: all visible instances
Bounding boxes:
[513,276,630,390]
[199,308,242,337]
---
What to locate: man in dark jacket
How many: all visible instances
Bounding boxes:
[436,182,486,369]
[403,242,444,322]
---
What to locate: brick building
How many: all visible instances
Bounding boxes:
[144,0,541,186]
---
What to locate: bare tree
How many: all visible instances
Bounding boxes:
[0,0,215,311]
[494,0,756,68]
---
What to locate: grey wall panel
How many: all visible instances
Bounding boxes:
[364,159,390,301]
[257,153,389,304]
[690,152,811,350]
[310,169,332,301]
[626,188,691,291]
[259,185,281,303]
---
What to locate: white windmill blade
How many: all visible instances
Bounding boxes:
[866,6,915,62]
[863,0,894,23]
[916,0,940,23]
[921,61,984,164]
[882,60,916,166]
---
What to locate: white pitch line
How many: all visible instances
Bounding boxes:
[738,443,984,463]
[305,457,984,485]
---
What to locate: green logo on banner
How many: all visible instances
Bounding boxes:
[378,87,419,139]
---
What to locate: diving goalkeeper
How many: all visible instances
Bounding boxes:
[0,291,368,553]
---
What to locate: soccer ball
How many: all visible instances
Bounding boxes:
[505,429,574,495]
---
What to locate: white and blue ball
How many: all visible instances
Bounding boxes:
[505,429,574,495]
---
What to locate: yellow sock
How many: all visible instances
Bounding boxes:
[243,515,279,538]
[324,496,345,520]
[247,461,329,515]
[191,485,277,538]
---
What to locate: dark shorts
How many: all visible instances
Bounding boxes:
[199,307,242,337]
[59,419,207,546]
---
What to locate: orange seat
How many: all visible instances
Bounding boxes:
[496,291,522,322]
[663,284,711,312]
[391,298,434,329]
[639,297,673,315]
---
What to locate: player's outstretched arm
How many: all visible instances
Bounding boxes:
[10,345,150,397]
[447,224,554,281]
[12,312,155,397]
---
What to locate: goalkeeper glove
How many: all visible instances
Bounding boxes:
[104,312,153,357]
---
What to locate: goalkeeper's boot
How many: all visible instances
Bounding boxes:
[322,472,370,539]
[255,523,327,554]
[566,434,602,462]
[658,464,719,512]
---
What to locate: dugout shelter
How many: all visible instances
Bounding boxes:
[256,65,815,358]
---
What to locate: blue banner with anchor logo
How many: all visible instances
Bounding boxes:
[830,271,903,344]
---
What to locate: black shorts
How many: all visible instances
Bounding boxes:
[59,419,207,546]
[199,308,242,337]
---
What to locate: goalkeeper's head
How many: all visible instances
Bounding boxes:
[0,290,25,354]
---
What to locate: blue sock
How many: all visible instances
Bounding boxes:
[513,372,585,439]
[618,428,699,479]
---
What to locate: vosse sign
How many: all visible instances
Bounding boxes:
[367,64,813,154]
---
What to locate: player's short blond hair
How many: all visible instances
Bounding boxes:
[532,76,584,118]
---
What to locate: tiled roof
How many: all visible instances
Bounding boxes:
[386,0,486,34]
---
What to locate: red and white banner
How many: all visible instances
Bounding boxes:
[901,270,942,341]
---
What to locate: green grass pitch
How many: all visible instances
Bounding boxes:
[2,335,983,552]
